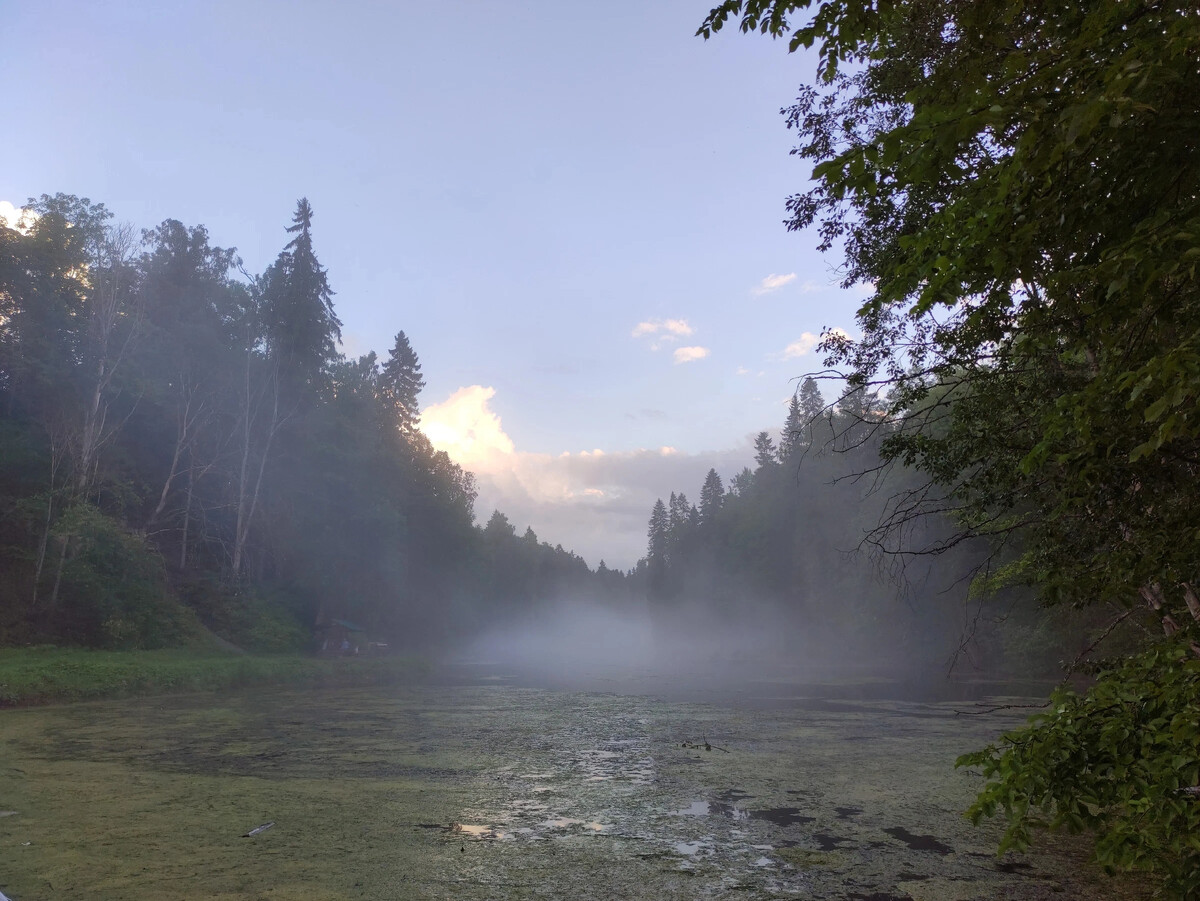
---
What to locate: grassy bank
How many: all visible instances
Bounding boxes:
[0,647,428,706]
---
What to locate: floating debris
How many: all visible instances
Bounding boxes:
[243,821,275,837]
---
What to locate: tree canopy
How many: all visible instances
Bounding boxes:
[701,1,1200,894]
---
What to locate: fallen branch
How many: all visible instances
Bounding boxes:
[681,739,729,753]
[954,701,1049,717]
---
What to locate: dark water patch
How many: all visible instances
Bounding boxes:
[846,894,914,901]
[995,859,1035,873]
[749,807,815,828]
[883,826,953,854]
[709,801,749,821]
[835,805,863,819]
[895,872,929,881]
[813,832,854,851]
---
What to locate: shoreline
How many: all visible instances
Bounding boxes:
[0,647,428,707]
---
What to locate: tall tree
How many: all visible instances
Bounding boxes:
[777,395,804,460]
[699,468,725,525]
[380,330,425,434]
[259,198,341,399]
[646,498,668,560]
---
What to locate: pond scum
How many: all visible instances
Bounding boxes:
[0,682,1151,900]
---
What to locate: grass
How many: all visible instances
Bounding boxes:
[0,646,428,706]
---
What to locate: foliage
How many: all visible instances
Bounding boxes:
[51,505,201,649]
[958,638,1200,897]
[700,0,1200,893]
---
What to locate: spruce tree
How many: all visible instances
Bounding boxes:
[699,468,724,524]
[259,198,341,398]
[380,330,425,434]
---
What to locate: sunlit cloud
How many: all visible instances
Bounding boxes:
[0,201,36,234]
[419,386,758,568]
[420,385,515,471]
[673,346,709,364]
[753,272,797,295]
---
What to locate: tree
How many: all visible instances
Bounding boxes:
[777,395,804,461]
[259,198,341,399]
[752,431,777,469]
[646,498,668,560]
[699,468,725,525]
[700,0,1200,893]
[380,330,425,434]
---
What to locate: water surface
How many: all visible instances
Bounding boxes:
[0,671,1146,900]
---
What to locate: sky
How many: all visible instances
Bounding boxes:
[1,0,865,570]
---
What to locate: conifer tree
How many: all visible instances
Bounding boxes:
[259,198,341,398]
[699,468,725,524]
[778,395,804,460]
[380,330,425,434]
[753,431,777,469]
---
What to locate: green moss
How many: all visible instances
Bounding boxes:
[0,683,1156,901]
[775,846,842,868]
[0,647,428,706]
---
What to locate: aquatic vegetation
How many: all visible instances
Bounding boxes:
[0,681,1150,900]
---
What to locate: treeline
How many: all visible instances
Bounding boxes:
[633,377,1078,673]
[0,194,621,651]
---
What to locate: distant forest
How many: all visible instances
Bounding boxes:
[0,195,623,652]
[0,193,1072,669]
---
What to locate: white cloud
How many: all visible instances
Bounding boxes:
[783,332,821,359]
[753,272,797,295]
[0,201,35,233]
[673,346,709,364]
[662,318,693,336]
[735,366,750,376]
[631,321,658,338]
[632,318,694,341]
[417,385,759,569]
[780,327,852,360]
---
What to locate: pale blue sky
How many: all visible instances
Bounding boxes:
[2,0,863,567]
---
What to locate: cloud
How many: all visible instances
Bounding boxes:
[631,318,694,341]
[753,272,797,295]
[673,346,709,364]
[419,385,515,471]
[780,327,852,360]
[418,385,759,569]
[783,332,821,359]
[0,201,36,233]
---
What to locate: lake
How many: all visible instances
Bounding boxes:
[0,664,1146,900]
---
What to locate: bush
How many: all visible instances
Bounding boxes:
[958,634,1200,899]
[50,505,200,649]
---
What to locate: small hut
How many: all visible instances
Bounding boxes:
[316,618,367,656]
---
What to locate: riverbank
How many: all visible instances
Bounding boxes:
[0,647,428,706]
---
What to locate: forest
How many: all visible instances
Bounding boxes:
[0,196,620,653]
[2,0,1198,895]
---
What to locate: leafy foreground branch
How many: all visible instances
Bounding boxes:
[958,637,1200,898]
[700,0,1200,894]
